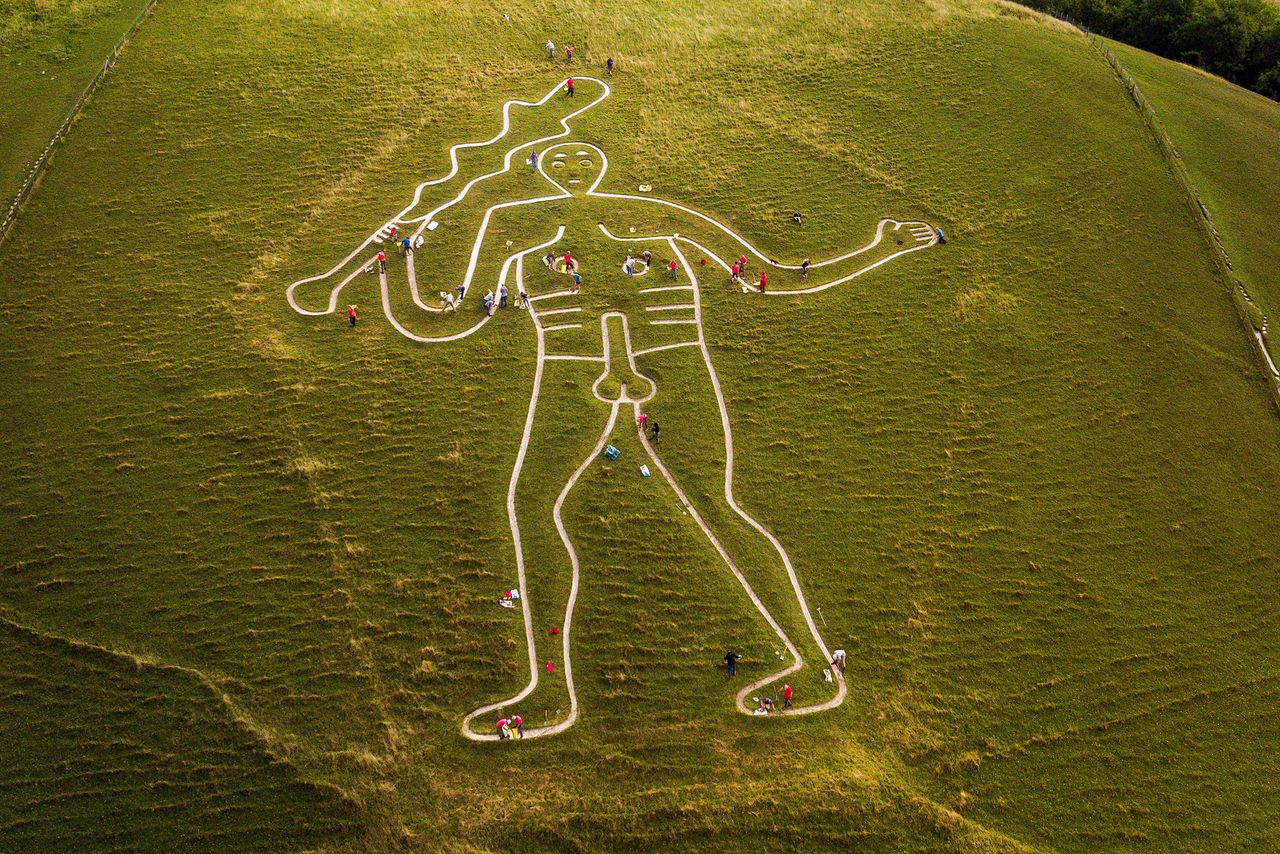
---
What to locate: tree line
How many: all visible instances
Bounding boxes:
[1029,0,1280,99]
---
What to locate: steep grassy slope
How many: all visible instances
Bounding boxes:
[0,0,1277,850]
[1108,39,1280,360]
[0,0,151,209]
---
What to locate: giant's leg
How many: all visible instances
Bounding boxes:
[459,262,617,740]
[631,242,847,715]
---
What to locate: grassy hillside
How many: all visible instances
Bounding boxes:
[1108,39,1280,362]
[1,0,1277,850]
[0,0,152,212]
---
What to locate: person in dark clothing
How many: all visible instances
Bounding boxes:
[801,258,810,279]
[606,57,614,75]
[725,650,738,677]
[650,421,659,444]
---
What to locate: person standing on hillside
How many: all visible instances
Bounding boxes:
[759,271,767,293]
[606,57,614,75]
[801,258,810,279]
[566,45,573,63]
[402,235,412,256]
[530,149,539,173]
[782,683,793,709]
[565,77,575,97]
[499,283,509,309]
[377,250,387,274]
[738,254,748,277]
[571,270,582,293]
[347,304,357,328]
[546,39,555,59]
[724,649,739,677]
[668,259,679,281]
[650,421,660,444]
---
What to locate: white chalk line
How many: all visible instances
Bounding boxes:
[536,306,583,317]
[287,77,611,322]
[590,312,656,406]
[529,290,577,303]
[645,303,697,312]
[595,220,936,296]
[639,285,693,295]
[377,228,563,343]
[633,340,700,357]
[543,322,583,333]
[650,318,699,326]
[666,238,846,715]
[285,77,944,735]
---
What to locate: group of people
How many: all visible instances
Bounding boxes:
[544,249,582,292]
[496,714,524,739]
[726,253,815,291]
[546,39,615,76]
[724,646,847,714]
[636,411,660,444]
[623,248,652,277]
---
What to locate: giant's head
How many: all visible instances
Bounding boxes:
[539,143,606,197]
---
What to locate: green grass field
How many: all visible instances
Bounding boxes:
[1,0,1278,850]
[0,0,152,210]
[1108,39,1280,361]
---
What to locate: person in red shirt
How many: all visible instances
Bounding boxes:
[346,304,357,328]
[377,250,387,274]
[782,683,793,708]
[511,714,524,738]
[566,46,573,63]
[496,718,511,739]
[738,254,747,275]
[759,271,767,293]
[730,262,739,283]
[565,77,575,97]
[564,250,573,270]
[669,259,679,281]
[546,659,554,674]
